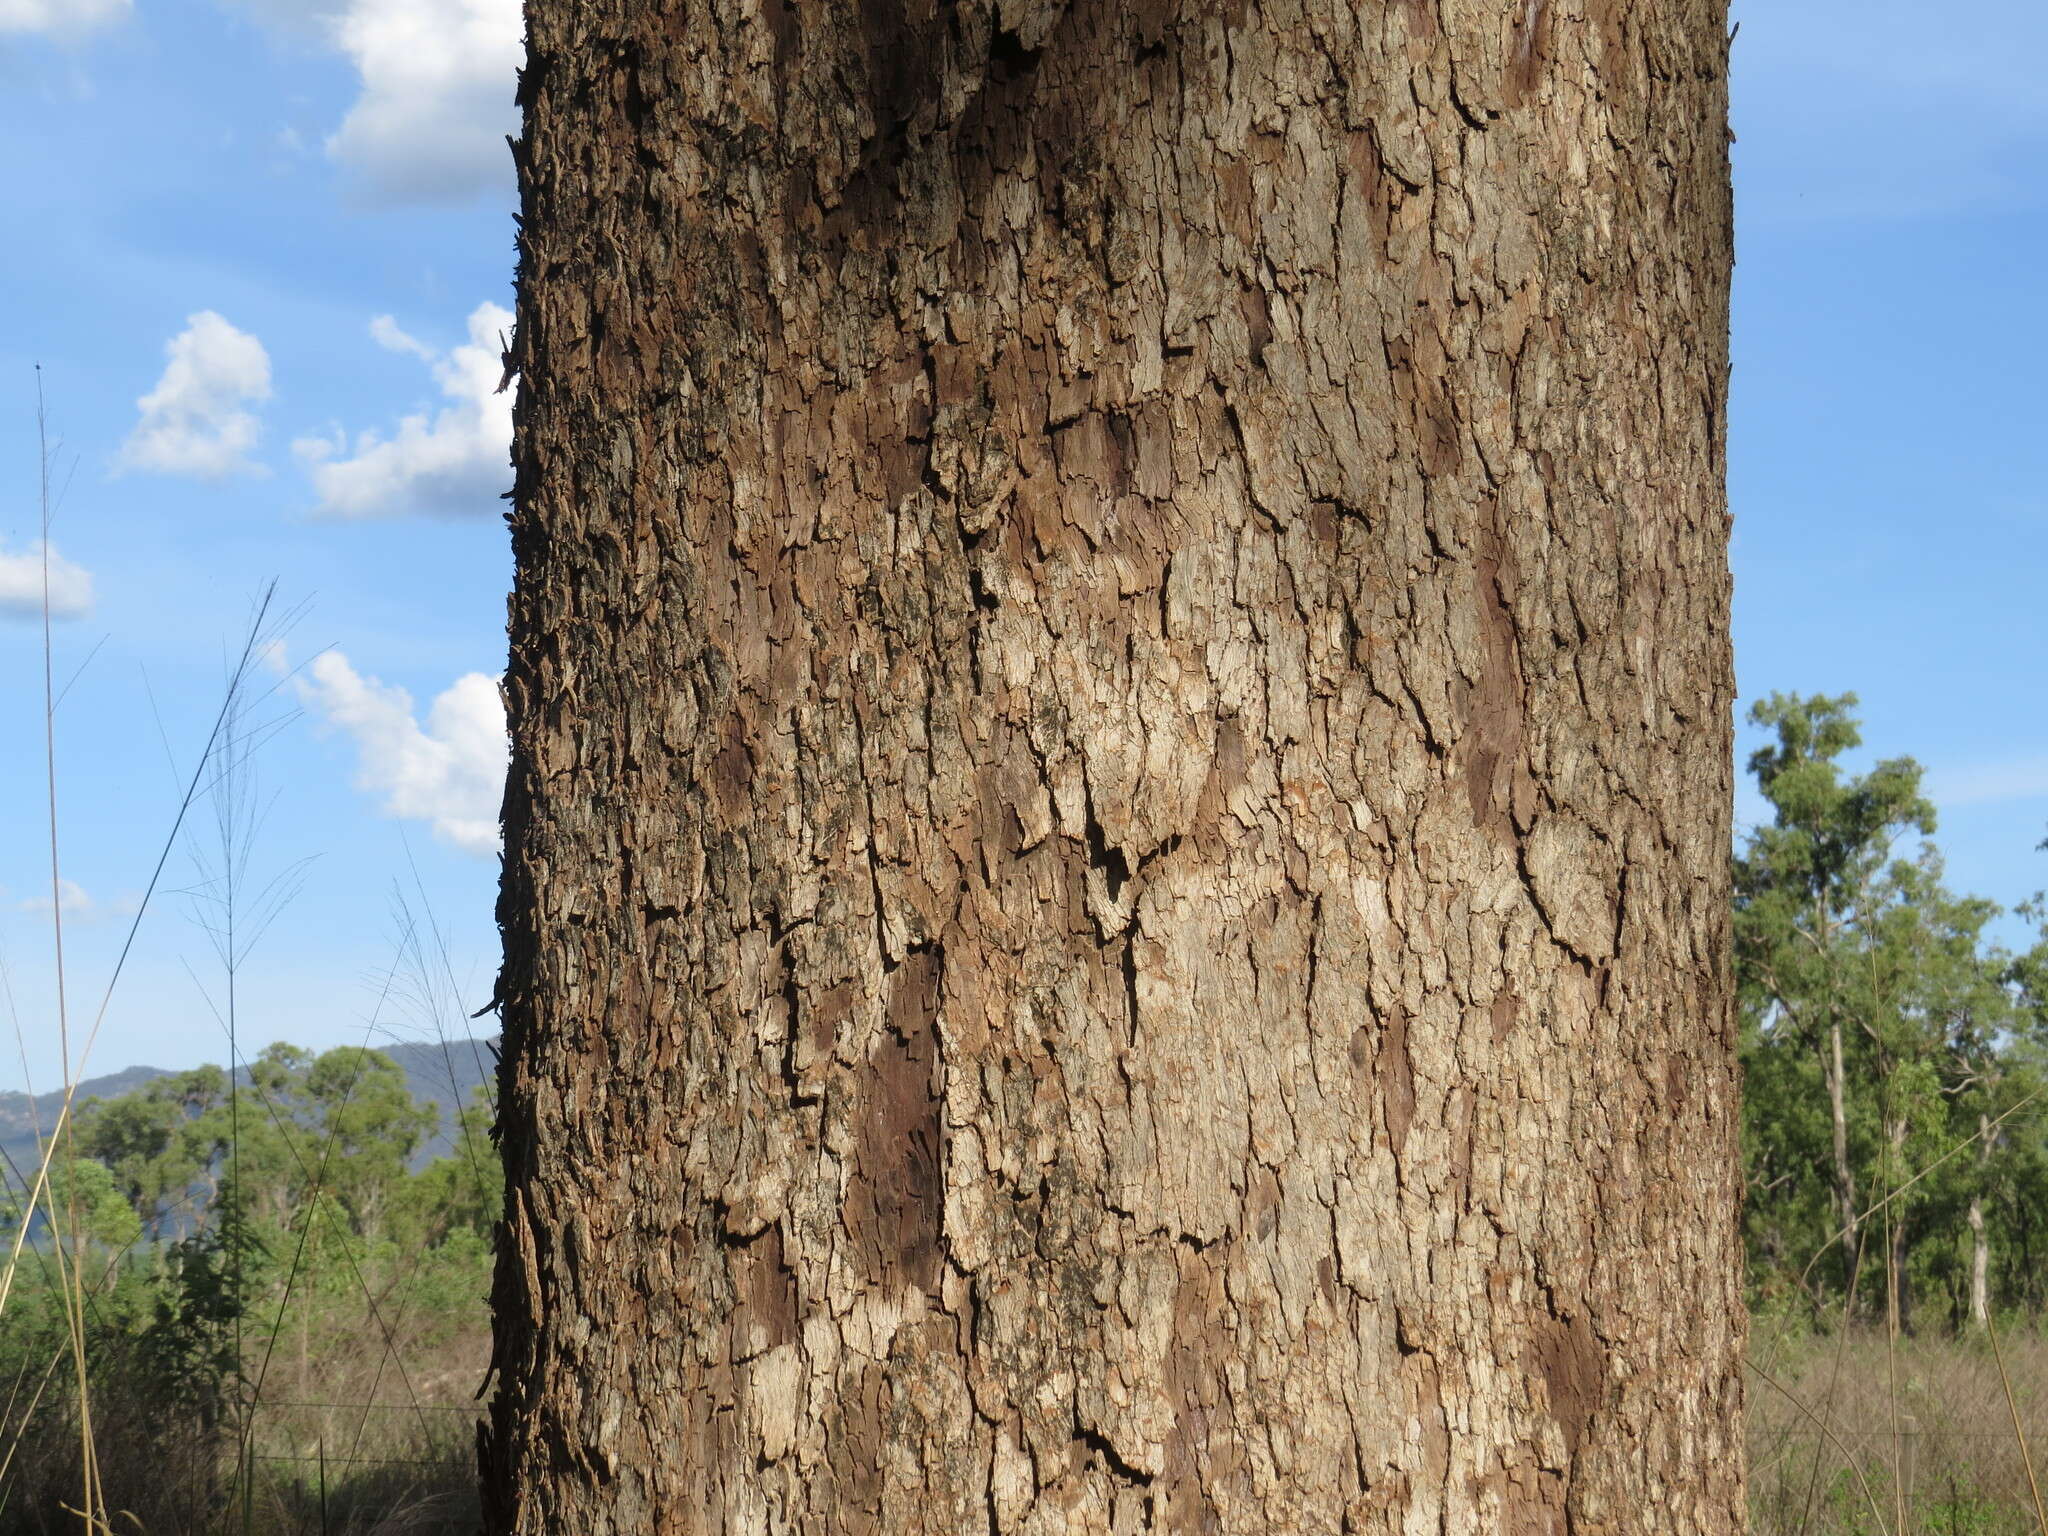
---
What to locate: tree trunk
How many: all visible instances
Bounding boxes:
[1884,1112,1910,1337]
[1828,1016,1861,1302]
[1969,1108,1992,1330]
[484,3,1742,1532]
[1968,1192,1989,1330]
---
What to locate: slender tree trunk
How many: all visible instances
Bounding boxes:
[1884,1112,1910,1337]
[1827,1017,1861,1303]
[1969,1108,1992,1330]
[1968,1193,1989,1330]
[485,2,1743,1532]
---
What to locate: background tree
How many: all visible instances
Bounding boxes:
[487,3,1743,1532]
[75,1064,229,1239]
[1734,692,1935,1306]
[1734,694,2048,1332]
[0,1047,498,1533]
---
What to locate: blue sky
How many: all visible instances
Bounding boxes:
[0,0,2043,1092]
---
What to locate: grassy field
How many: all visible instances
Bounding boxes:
[10,1301,2048,1532]
[1748,1323,2048,1536]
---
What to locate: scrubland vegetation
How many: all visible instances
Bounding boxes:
[0,1049,495,1534]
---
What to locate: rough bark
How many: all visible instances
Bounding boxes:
[485,2,1743,1532]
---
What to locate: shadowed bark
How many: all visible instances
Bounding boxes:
[484,2,1744,1530]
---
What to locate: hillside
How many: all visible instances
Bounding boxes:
[0,1037,498,1185]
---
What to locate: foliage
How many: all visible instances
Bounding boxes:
[1735,693,2048,1330]
[0,1045,495,1534]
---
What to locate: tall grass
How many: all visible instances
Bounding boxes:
[1747,1081,2048,1536]
[0,380,490,1533]
[1751,1327,2048,1535]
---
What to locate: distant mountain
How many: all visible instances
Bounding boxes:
[0,1065,174,1182]
[0,1039,499,1190]
[377,1036,500,1166]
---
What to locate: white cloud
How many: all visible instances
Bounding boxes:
[13,881,134,923]
[324,0,521,203]
[369,313,432,361]
[297,651,505,854]
[1926,756,2048,809]
[0,541,93,620]
[295,302,512,518]
[118,312,272,479]
[16,879,92,915]
[0,0,129,36]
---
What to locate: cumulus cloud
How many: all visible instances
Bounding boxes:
[0,0,130,35]
[295,302,512,518]
[296,650,505,854]
[118,313,272,479]
[0,541,93,620]
[325,0,521,203]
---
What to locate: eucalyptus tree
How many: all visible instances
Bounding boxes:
[1731,693,2048,1332]
[1858,852,2010,1333]
[1735,692,1934,1309]
[486,2,1745,1530]
[75,1064,230,1239]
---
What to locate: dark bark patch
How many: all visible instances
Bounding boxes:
[1460,535,1526,840]
[1082,798,1133,905]
[730,1221,799,1357]
[1584,0,1636,99]
[846,949,946,1292]
[1164,1255,1233,1534]
[1073,1416,1155,1487]
[1422,387,1462,476]
[1379,1003,1415,1158]
[989,24,1044,84]
[710,719,755,817]
[1126,0,1177,58]
[1496,1462,1569,1536]
[1506,0,1552,107]
[1397,0,1439,39]
[858,0,940,132]
[1239,284,1272,368]
[1490,990,1521,1045]
[1529,1305,1607,1455]
[1193,714,1248,836]
[762,0,799,77]
[817,979,859,1046]
[1448,1084,1476,1208]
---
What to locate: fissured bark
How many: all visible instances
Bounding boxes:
[485,2,1743,1531]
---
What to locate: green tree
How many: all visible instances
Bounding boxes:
[1857,851,2012,1333]
[1,1152,144,1259]
[1735,693,2043,1330]
[300,1046,438,1236]
[76,1063,230,1238]
[393,1085,500,1251]
[1735,692,1934,1312]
